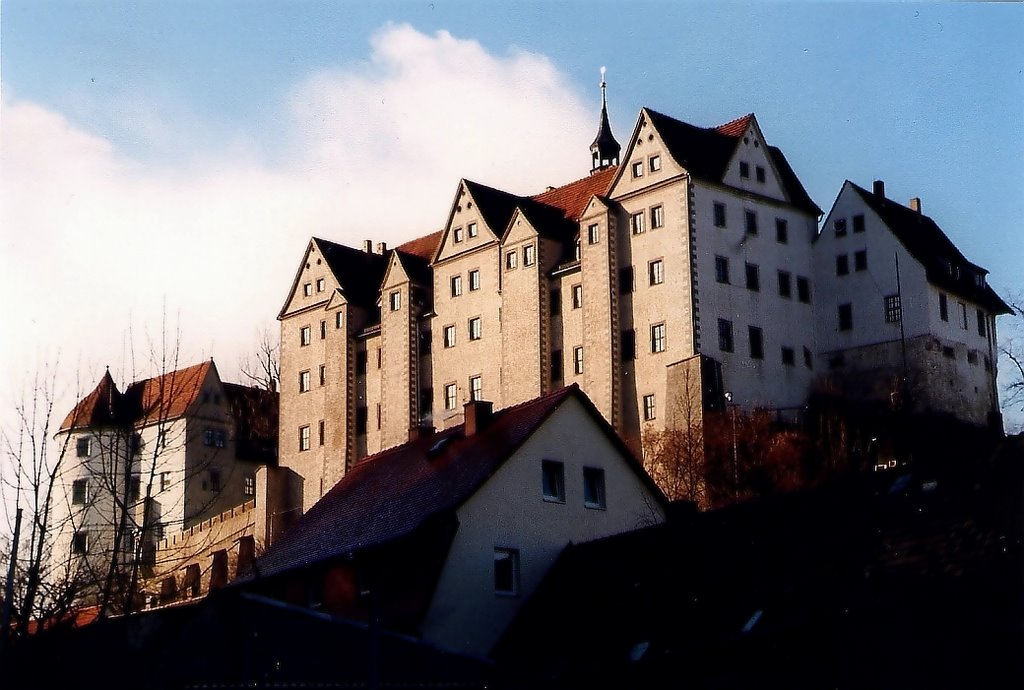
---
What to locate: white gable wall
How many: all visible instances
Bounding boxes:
[420,396,666,656]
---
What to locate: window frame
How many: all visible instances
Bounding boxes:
[76,437,92,458]
[72,478,89,505]
[494,547,520,596]
[649,259,664,286]
[468,221,478,238]
[715,255,730,284]
[631,211,645,235]
[651,322,666,354]
[587,223,600,245]
[650,205,664,229]
[443,324,457,349]
[572,284,583,309]
[389,290,401,311]
[453,226,464,243]
[469,375,482,401]
[718,318,734,353]
[450,274,463,297]
[523,244,536,267]
[631,160,644,178]
[573,346,584,375]
[505,250,518,271]
[298,425,311,452]
[748,325,764,360]
[649,154,661,172]
[299,370,311,393]
[713,202,727,228]
[885,294,902,323]
[468,316,482,341]
[643,394,656,421]
[300,326,311,346]
[583,467,607,510]
[745,262,760,292]
[468,268,481,291]
[444,383,458,411]
[541,460,566,503]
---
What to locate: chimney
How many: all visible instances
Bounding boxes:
[463,400,494,436]
[872,180,885,198]
[909,197,922,214]
[376,242,388,254]
[408,424,435,443]
[362,239,373,253]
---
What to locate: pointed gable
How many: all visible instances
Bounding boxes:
[435,180,524,263]
[279,238,390,319]
[60,370,122,431]
[848,181,1010,313]
[121,361,217,425]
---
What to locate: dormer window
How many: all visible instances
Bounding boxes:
[739,161,750,179]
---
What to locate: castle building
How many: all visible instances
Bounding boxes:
[277,82,828,515]
[55,360,277,595]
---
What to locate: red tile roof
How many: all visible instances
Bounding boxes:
[122,361,214,425]
[531,166,618,221]
[396,231,442,261]
[257,386,614,578]
[60,370,121,431]
[713,113,755,138]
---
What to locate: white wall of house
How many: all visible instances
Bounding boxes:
[420,396,666,656]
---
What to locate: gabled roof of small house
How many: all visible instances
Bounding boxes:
[848,182,1011,314]
[59,370,121,431]
[256,385,665,579]
[645,108,821,215]
[121,360,214,426]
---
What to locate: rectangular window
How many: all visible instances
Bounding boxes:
[775,218,788,244]
[320,320,327,340]
[469,317,482,341]
[494,548,520,595]
[718,319,734,353]
[651,205,664,229]
[583,467,606,509]
[336,311,344,329]
[755,165,766,183]
[968,350,979,365]
[318,419,325,446]
[713,202,727,228]
[631,160,644,178]
[649,259,664,286]
[573,346,584,375]
[444,383,458,410]
[453,226,464,243]
[836,254,849,276]
[468,222,478,238]
[376,347,382,369]
[542,460,565,502]
[300,326,311,346]
[781,347,795,366]
[214,430,225,448]
[204,428,215,446]
[620,266,634,294]
[550,289,561,316]
[303,283,312,297]
[631,211,645,235]
[356,350,367,375]
[551,349,563,381]
[651,323,666,353]
[72,479,89,504]
[572,284,583,309]
[745,210,758,235]
[470,375,482,401]
[739,161,750,178]
[299,370,311,393]
[72,531,88,555]
[319,364,326,386]
[244,476,255,496]
[649,154,661,172]
[745,263,760,292]
[443,325,456,348]
[524,244,536,266]
[797,276,810,303]
[834,218,847,237]
[715,256,730,284]
[852,214,865,233]
[451,274,463,296]
[778,270,792,298]
[621,329,636,361]
[977,309,987,337]
[355,406,367,434]
[159,472,170,492]
[838,303,853,331]
[939,293,949,321]
[76,438,92,458]
[748,326,764,360]
[959,302,968,329]
[316,278,325,293]
[376,403,382,430]
[389,290,401,311]
[209,470,222,493]
[505,250,518,270]
[298,425,310,451]
[588,223,600,244]
[469,269,481,291]
[643,394,656,421]
[854,250,867,271]
[885,294,902,323]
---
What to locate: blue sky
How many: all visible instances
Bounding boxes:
[1,2,1022,426]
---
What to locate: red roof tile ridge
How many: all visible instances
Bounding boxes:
[126,360,214,424]
[530,167,618,220]
[396,230,442,260]
[714,113,755,138]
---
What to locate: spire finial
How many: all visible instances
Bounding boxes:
[590,66,620,172]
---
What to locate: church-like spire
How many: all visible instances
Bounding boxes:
[590,66,620,172]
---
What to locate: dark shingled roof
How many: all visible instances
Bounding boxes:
[848,182,1011,314]
[314,237,390,310]
[255,385,581,579]
[646,108,821,216]
[463,179,524,237]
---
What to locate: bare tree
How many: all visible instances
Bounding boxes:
[239,327,280,392]
[641,365,708,506]
[999,296,1023,431]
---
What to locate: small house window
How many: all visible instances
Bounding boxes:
[745,211,758,235]
[718,319,734,353]
[494,548,520,595]
[443,325,456,348]
[739,161,750,178]
[453,226,464,243]
[505,250,518,270]
[755,165,766,183]
[303,283,312,297]
[72,479,89,504]
[781,347,795,366]
[854,250,867,271]
[834,218,847,237]
[715,256,730,284]
[797,276,810,303]
[838,304,853,331]
[939,293,949,321]
[572,284,583,309]
[836,254,849,276]
[775,218,788,244]
[852,214,865,233]
[76,438,92,458]
[72,531,89,555]
[299,370,311,393]
[885,294,902,323]
[542,460,565,503]
[583,467,606,509]
[745,263,760,292]
[316,278,325,292]
[649,259,664,286]
[298,426,310,451]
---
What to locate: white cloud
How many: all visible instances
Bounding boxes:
[0,25,595,425]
